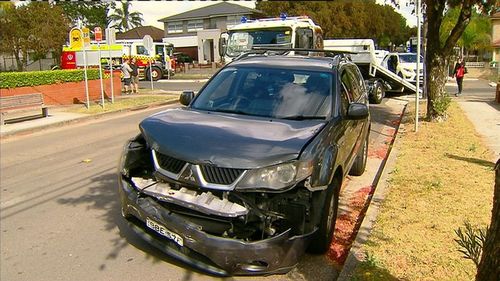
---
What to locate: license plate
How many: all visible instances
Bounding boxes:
[146,218,184,247]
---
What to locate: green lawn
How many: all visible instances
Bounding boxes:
[67,95,178,115]
[351,101,495,280]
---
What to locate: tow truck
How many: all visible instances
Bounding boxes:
[324,39,422,104]
[219,15,323,62]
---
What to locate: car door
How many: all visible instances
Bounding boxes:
[346,65,369,156]
[336,66,358,170]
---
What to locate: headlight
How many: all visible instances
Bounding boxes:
[236,160,313,191]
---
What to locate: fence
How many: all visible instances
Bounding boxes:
[465,61,485,68]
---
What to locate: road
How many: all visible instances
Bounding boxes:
[0,96,406,281]
[139,79,206,93]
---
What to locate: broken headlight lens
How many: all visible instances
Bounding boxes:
[236,160,313,191]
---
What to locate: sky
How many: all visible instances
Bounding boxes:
[130,0,418,29]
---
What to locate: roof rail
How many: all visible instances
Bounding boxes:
[252,47,356,56]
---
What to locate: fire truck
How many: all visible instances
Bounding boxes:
[60,40,175,81]
[118,40,175,81]
[219,15,324,62]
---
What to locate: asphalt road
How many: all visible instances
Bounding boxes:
[0,97,405,281]
[139,79,206,93]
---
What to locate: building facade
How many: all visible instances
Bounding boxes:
[491,12,500,64]
[158,2,261,63]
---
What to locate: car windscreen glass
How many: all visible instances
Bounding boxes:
[226,28,293,57]
[399,54,423,63]
[192,67,333,119]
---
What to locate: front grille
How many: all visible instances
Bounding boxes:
[200,166,244,185]
[155,151,186,174]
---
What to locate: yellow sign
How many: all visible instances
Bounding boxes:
[69,28,83,50]
[82,27,90,48]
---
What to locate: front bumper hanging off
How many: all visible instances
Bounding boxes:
[119,178,315,276]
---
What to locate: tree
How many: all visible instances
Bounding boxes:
[423,0,495,119]
[58,1,114,30]
[0,2,68,71]
[475,159,500,280]
[108,1,143,32]
[255,1,415,49]
[441,7,492,60]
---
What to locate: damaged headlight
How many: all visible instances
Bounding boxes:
[236,160,313,191]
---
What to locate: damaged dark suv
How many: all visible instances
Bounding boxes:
[118,52,371,276]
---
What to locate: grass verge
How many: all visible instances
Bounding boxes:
[171,72,213,80]
[66,95,178,115]
[351,101,495,280]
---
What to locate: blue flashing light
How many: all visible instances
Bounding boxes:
[240,16,247,23]
[280,12,287,20]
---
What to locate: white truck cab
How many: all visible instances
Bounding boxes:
[219,15,323,62]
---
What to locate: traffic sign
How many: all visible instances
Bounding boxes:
[69,27,83,50]
[82,27,90,48]
[143,35,153,53]
[105,27,116,45]
[94,27,102,42]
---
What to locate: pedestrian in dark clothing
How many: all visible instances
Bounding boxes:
[452,57,466,96]
[131,58,139,94]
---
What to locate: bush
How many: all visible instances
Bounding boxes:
[432,94,452,118]
[0,69,102,89]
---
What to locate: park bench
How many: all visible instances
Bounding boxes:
[0,93,48,125]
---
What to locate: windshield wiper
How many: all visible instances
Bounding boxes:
[213,108,250,115]
[280,115,326,120]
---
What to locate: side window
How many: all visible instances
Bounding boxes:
[136,45,148,55]
[295,28,313,49]
[347,67,363,101]
[340,70,353,116]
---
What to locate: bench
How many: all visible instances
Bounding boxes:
[0,93,48,125]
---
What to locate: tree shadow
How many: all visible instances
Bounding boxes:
[445,153,496,169]
[56,172,235,280]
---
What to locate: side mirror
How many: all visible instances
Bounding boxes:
[347,103,369,120]
[180,90,195,106]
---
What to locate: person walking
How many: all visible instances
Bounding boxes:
[130,58,139,94]
[121,59,133,95]
[452,57,466,96]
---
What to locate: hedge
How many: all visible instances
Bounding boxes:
[0,69,102,89]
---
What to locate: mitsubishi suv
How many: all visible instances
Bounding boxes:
[118,51,371,275]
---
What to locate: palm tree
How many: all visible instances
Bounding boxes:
[108,1,143,32]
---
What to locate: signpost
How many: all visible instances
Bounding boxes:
[143,35,154,92]
[415,0,421,132]
[95,27,105,109]
[106,28,116,103]
[82,27,91,109]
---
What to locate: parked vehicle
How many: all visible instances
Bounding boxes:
[324,39,422,103]
[60,40,176,81]
[219,15,323,62]
[119,40,175,81]
[118,50,370,275]
[381,52,424,85]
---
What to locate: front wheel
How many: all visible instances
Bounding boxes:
[145,66,162,81]
[349,133,368,176]
[308,176,341,254]
[370,81,384,104]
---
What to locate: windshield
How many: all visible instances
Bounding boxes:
[399,54,423,63]
[192,67,333,120]
[226,28,293,57]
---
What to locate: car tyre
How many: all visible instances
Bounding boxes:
[308,176,340,254]
[349,133,368,176]
[370,81,384,104]
[146,66,162,81]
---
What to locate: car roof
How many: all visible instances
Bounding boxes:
[228,55,338,72]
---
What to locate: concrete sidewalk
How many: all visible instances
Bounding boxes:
[0,92,179,139]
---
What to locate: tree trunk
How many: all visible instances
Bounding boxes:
[476,159,500,280]
[13,47,23,72]
[425,52,448,119]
